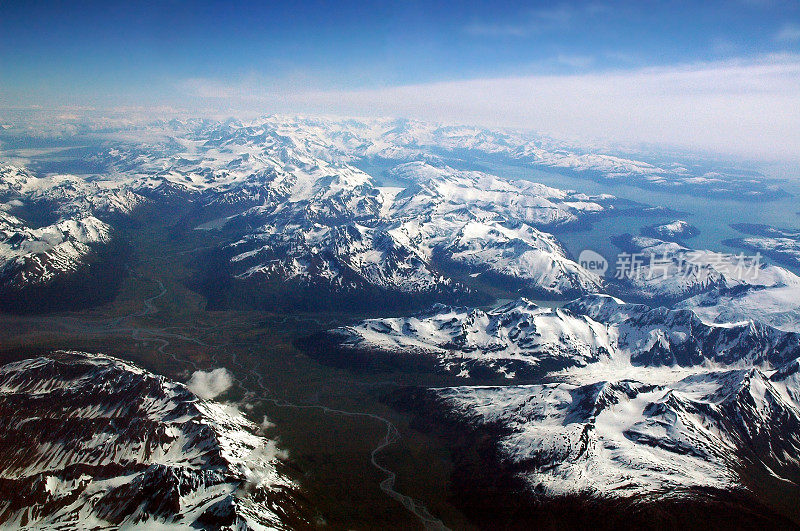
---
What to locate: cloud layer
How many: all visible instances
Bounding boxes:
[184,55,800,162]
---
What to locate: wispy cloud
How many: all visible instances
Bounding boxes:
[776,23,800,42]
[464,3,607,37]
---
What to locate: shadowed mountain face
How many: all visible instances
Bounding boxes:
[0,352,307,529]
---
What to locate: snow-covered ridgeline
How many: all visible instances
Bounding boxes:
[330,295,800,380]
[434,364,800,498]
[0,212,111,286]
[222,161,608,297]
[610,234,800,303]
[0,165,144,217]
[135,116,783,200]
[0,165,146,290]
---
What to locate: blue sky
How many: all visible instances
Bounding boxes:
[2,0,798,102]
[1,0,799,160]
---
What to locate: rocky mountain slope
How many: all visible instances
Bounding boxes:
[325,295,800,380]
[321,295,800,514]
[431,365,800,499]
[0,351,306,529]
[0,165,142,300]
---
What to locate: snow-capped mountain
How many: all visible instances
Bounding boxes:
[0,165,144,296]
[0,119,604,303]
[442,219,602,294]
[93,119,617,300]
[221,161,608,299]
[12,116,768,304]
[0,165,144,218]
[430,365,800,498]
[678,285,800,333]
[0,212,111,287]
[327,299,615,379]
[609,233,800,304]
[229,221,455,295]
[727,222,800,269]
[329,295,800,508]
[324,295,800,380]
[0,351,306,529]
[641,219,699,241]
[0,116,794,311]
[166,116,784,201]
[565,294,800,367]
[606,229,800,332]
[384,161,614,228]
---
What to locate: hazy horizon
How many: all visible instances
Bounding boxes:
[2,0,799,163]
